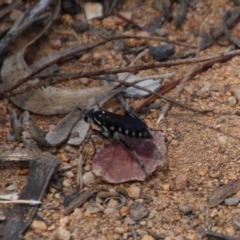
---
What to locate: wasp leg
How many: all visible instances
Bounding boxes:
[114,133,153,187]
[83,129,112,155]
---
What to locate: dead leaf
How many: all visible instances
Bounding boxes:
[92,131,167,183]
[0,0,59,94]
[11,86,118,115]
[209,179,240,208]
[0,154,59,239]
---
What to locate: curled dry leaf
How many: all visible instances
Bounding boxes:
[0,0,60,95]
[11,86,118,115]
[0,0,54,58]
[29,85,126,146]
[92,131,168,183]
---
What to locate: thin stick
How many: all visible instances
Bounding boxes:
[76,153,84,191]
[0,199,41,205]
[103,77,211,113]
[136,57,232,110]
[131,226,137,240]
[24,54,233,97]
[157,102,171,124]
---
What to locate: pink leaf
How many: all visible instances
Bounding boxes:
[92,131,168,183]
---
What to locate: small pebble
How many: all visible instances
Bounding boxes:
[83,209,92,217]
[106,199,120,208]
[103,208,120,218]
[179,205,193,215]
[136,229,148,236]
[200,82,211,92]
[149,44,175,61]
[218,135,228,153]
[87,202,103,214]
[155,28,168,36]
[123,232,129,239]
[102,16,118,30]
[197,90,211,99]
[65,146,76,153]
[124,217,136,225]
[173,173,188,190]
[183,85,194,95]
[225,196,240,206]
[210,209,219,218]
[79,53,92,63]
[83,172,95,186]
[120,206,129,216]
[139,220,147,225]
[59,217,70,227]
[228,96,237,107]
[80,78,89,85]
[114,227,125,234]
[10,9,23,21]
[141,235,155,240]
[48,224,56,231]
[147,220,153,228]
[209,170,221,178]
[6,184,17,191]
[162,184,170,191]
[55,193,61,199]
[83,164,92,172]
[171,139,180,147]
[61,154,69,162]
[72,20,89,33]
[93,51,103,62]
[84,2,103,20]
[31,220,47,234]
[54,227,71,240]
[124,31,149,47]
[62,179,71,188]
[20,169,29,175]
[128,185,141,199]
[233,88,240,102]
[65,171,74,178]
[148,209,158,219]
[130,202,149,221]
[148,102,162,110]
[72,208,83,219]
[49,39,62,50]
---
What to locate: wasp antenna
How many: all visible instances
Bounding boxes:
[96,103,101,110]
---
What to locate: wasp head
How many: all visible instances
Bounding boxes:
[84,109,95,123]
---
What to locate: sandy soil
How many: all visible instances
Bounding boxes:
[1,0,240,239]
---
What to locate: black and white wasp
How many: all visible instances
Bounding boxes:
[84,109,153,139]
[80,97,153,183]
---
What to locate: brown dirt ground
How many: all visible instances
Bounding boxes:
[1,0,240,239]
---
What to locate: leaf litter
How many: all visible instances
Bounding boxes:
[2,0,240,239]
